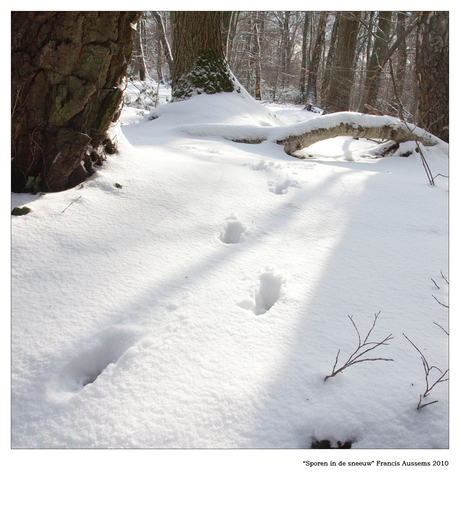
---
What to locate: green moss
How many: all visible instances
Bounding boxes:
[49,82,97,125]
[12,206,31,216]
[90,88,123,135]
[172,49,235,101]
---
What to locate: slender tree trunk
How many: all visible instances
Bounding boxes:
[361,11,392,112]
[321,12,340,108]
[395,12,408,97]
[152,12,173,74]
[226,11,240,64]
[325,12,361,112]
[280,11,291,90]
[392,11,408,116]
[132,16,148,81]
[222,11,232,55]
[156,39,164,84]
[360,15,418,115]
[416,11,449,142]
[245,21,253,93]
[11,11,140,193]
[299,13,310,98]
[252,12,262,100]
[305,12,328,106]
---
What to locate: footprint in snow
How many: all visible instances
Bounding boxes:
[58,327,137,393]
[220,215,247,244]
[238,267,286,315]
[268,174,301,195]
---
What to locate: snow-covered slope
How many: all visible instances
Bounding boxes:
[11,88,449,449]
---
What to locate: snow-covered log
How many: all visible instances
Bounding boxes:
[275,112,442,155]
[181,110,445,157]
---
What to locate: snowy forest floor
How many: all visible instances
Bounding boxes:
[11,81,450,450]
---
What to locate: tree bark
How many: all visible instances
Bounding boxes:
[325,12,361,112]
[11,11,140,193]
[395,12,408,102]
[170,11,234,100]
[321,12,340,108]
[416,11,449,142]
[152,11,173,73]
[305,12,328,106]
[252,12,262,100]
[280,12,291,90]
[299,13,309,97]
[361,11,392,112]
[131,16,148,81]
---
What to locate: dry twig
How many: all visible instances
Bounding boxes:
[403,333,449,410]
[324,312,394,381]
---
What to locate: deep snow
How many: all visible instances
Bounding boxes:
[11,82,449,449]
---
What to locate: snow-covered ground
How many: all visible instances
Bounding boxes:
[11,82,449,451]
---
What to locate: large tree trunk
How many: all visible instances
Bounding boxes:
[416,11,449,142]
[11,11,140,193]
[325,12,361,112]
[171,11,234,100]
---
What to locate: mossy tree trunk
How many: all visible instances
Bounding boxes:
[170,11,234,101]
[11,11,140,193]
[416,11,449,142]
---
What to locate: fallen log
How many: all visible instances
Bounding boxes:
[273,112,443,156]
[181,111,446,157]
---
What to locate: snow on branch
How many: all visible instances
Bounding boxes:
[273,112,444,156]
[182,111,446,156]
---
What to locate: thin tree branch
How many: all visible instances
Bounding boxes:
[325,312,394,381]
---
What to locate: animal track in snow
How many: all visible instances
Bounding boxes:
[238,267,286,315]
[250,160,300,195]
[220,215,247,244]
[268,175,294,195]
[268,171,302,195]
[251,160,276,171]
[58,327,137,393]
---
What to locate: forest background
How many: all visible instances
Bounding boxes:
[128,9,447,142]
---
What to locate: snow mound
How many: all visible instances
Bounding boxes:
[151,89,284,127]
